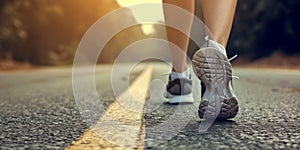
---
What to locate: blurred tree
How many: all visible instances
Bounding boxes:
[0,0,146,65]
[1,0,300,65]
[228,0,300,59]
[259,1,300,56]
[0,0,26,60]
[188,0,300,59]
[0,0,10,11]
[20,0,124,65]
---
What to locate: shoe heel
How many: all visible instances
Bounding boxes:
[192,47,238,120]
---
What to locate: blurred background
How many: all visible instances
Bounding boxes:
[0,0,299,70]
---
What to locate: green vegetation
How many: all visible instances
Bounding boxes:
[0,0,146,65]
[190,0,300,60]
[229,0,300,59]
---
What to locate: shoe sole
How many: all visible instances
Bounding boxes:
[192,48,239,120]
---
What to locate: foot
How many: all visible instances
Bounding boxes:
[164,70,194,104]
[192,43,239,120]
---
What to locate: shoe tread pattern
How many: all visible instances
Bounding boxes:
[192,47,238,120]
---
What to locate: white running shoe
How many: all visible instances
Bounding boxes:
[164,71,194,104]
[192,38,239,120]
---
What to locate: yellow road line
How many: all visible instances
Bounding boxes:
[66,66,153,150]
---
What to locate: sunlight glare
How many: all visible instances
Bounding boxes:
[117,0,163,35]
[117,0,161,7]
[142,24,155,35]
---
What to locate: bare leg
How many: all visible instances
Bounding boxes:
[163,0,194,73]
[200,0,238,47]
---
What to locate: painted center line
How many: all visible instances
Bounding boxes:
[67,66,153,150]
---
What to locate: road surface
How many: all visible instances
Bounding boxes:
[0,63,299,149]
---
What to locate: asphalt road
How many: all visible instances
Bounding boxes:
[0,64,299,149]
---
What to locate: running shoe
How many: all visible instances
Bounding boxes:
[192,40,239,120]
[164,72,194,104]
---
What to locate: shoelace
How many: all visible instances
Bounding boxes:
[228,54,240,80]
[163,36,240,80]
